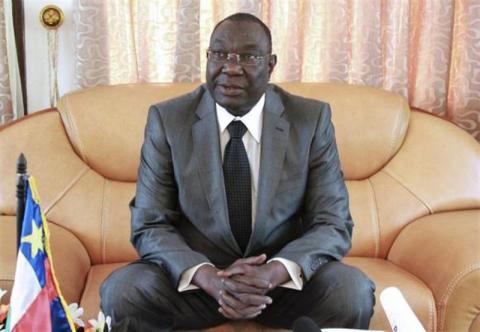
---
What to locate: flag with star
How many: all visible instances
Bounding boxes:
[6,176,75,332]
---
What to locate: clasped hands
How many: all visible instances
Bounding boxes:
[192,254,289,320]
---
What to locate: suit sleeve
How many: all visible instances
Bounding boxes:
[273,103,353,281]
[130,106,211,287]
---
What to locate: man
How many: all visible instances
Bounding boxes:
[101,13,375,331]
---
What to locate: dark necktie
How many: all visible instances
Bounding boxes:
[223,120,252,253]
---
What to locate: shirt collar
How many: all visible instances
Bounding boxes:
[216,94,265,143]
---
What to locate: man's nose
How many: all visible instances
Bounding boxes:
[221,61,243,75]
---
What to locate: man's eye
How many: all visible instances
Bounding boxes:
[243,55,257,60]
[213,51,228,59]
[241,55,259,63]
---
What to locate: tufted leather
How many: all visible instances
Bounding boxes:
[56,83,199,182]
[56,83,410,182]
[388,211,480,332]
[279,83,410,180]
[1,83,479,331]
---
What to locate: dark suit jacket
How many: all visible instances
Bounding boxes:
[130,84,353,288]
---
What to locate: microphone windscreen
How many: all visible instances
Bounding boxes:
[380,287,426,332]
[292,316,321,332]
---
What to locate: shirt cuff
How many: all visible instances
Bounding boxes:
[177,262,214,292]
[268,257,303,290]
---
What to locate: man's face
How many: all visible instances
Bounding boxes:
[206,20,277,115]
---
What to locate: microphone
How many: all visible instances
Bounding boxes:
[380,287,426,332]
[292,316,322,332]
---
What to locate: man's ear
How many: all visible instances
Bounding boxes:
[268,54,277,75]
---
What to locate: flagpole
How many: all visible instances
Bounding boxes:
[16,153,27,252]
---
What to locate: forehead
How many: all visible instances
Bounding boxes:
[210,20,269,52]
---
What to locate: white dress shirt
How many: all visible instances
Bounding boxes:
[178,94,303,292]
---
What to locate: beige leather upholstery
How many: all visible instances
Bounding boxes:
[79,263,127,321]
[344,257,437,332]
[1,83,478,332]
[388,211,480,332]
[57,83,198,182]
[280,83,410,180]
[0,216,16,304]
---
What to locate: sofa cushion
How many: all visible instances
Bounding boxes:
[278,83,410,180]
[46,175,138,265]
[57,83,199,182]
[0,110,88,215]
[382,112,480,213]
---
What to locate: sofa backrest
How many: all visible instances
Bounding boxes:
[1,83,478,265]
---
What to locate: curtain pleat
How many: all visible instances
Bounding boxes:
[73,0,480,141]
[0,1,13,124]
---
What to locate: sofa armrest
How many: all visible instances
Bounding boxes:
[388,210,480,332]
[49,221,91,305]
[0,216,91,307]
[0,216,17,304]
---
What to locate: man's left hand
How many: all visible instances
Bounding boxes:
[218,260,290,294]
[215,259,290,320]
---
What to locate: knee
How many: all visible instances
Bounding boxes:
[100,265,136,315]
[339,266,376,318]
[100,262,171,317]
[309,262,375,321]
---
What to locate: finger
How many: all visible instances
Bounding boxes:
[218,301,241,320]
[220,293,266,319]
[223,278,266,295]
[233,254,267,266]
[244,310,263,319]
[221,297,265,318]
[237,303,266,317]
[231,274,272,289]
[217,255,268,277]
[232,292,273,307]
[218,264,252,277]
[218,307,236,320]
[220,290,249,310]
[222,289,270,309]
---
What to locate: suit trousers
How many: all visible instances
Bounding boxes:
[100,260,375,331]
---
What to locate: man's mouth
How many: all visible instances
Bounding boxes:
[218,84,244,96]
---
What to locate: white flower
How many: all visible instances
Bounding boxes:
[68,302,85,327]
[0,289,6,302]
[105,315,112,331]
[88,311,112,332]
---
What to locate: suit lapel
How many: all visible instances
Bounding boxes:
[246,87,290,255]
[192,90,242,256]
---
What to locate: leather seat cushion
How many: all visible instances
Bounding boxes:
[77,257,435,331]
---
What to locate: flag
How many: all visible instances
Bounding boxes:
[7,176,75,332]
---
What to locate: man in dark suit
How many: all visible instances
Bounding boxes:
[100,12,375,331]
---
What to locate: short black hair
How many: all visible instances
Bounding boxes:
[211,12,272,53]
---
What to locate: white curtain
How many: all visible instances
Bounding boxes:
[0,0,23,125]
[73,0,480,141]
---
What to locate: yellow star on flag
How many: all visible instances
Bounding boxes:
[21,219,44,258]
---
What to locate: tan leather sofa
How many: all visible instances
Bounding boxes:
[0,83,479,332]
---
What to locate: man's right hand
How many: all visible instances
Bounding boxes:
[192,255,272,320]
